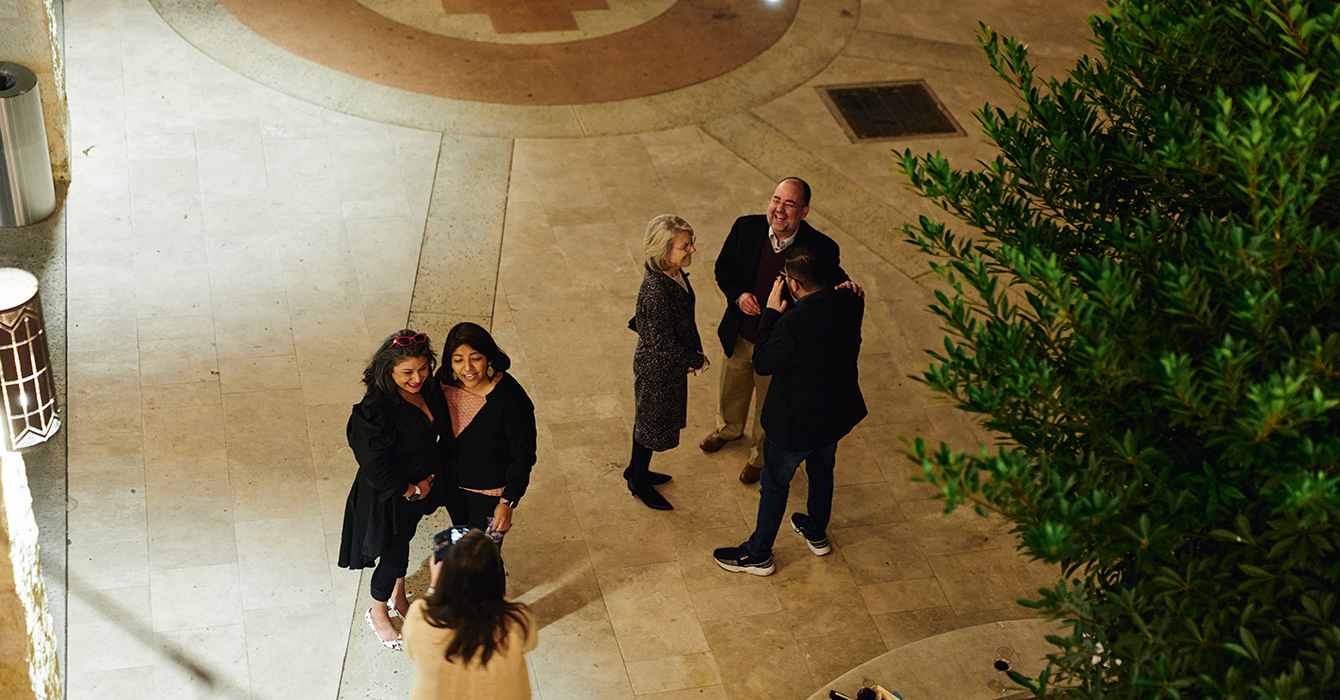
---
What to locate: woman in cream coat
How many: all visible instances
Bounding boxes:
[402,527,536,699]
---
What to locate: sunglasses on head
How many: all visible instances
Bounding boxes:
[391,333,428,347]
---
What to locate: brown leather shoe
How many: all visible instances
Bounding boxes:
[699,432,740,453]
[739,465,761,484]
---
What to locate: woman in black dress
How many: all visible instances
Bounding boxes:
[339,329,452,651]
[628,214,710,510]
[435,322,537,536]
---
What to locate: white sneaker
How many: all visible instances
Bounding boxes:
[791,513,831,556]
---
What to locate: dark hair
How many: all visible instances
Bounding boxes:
[441,322,511,384]
[423,529,530,665]
[779,176,811,205]
[361,329,437,396]
[784,243,832,291]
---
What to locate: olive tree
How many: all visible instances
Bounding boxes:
[901,1,1340,697]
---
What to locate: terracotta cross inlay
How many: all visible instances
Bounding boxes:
[441,0,611,34]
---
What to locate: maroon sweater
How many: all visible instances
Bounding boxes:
[739,243,787,343]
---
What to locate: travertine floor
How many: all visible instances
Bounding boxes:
[57,0,1100,698]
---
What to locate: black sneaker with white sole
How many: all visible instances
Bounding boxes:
[790,513,831,556]
[712,545,775,576]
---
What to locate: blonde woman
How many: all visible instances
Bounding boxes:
[626,215,710,510]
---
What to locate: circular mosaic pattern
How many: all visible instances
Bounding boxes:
[149,0,858,137]
[215,0,798,105]
[353,0,679,45]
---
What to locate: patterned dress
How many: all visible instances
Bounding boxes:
[632,267,705,451]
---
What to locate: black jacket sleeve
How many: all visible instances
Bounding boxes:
[499,384,537,505]
[347,402,409,502]
[753,307,800,376]
[715,218,755,309]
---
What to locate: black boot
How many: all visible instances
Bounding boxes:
[627,439,673,510]
[622,465,671,485]
[627,476,673,510]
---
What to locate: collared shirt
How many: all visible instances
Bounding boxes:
[769,227,797,254]
[792,286,820,306]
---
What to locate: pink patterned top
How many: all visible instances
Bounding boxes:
[444,384,505,497]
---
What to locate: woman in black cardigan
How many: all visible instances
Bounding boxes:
[436,322,537,536]
[339,329,452,652]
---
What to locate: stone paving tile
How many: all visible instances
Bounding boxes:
[53,1,1097,697]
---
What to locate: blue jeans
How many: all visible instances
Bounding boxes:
[745,438,838,559]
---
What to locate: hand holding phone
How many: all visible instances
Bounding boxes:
[767,275,790,312]
[433,525,470,562]
[485,517,507,545]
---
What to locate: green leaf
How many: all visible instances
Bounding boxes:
[899,0,1340,697]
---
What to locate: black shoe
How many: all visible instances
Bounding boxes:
[622,465,671,486]
[627,477,673,510]
[712,544,775,576]
[790,513,831,556]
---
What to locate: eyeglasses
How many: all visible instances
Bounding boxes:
[390,333,428,347]
[672,237,696,252]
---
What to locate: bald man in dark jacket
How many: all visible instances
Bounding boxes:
[702,177,846,485]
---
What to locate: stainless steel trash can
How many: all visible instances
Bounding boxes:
[0,62,56,227]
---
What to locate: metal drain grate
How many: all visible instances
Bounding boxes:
[819,80,962,142]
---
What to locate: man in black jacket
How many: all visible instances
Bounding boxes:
[701,177,845,484]
[713,244,867,576]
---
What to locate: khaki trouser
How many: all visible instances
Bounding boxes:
[716,334,771,468]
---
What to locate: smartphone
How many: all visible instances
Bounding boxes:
[432,525,470,562]
[485,517,507,545]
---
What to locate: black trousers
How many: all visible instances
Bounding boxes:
[369,522,417,602]
[456,489,501,532]
[455,490,508,575]
[368,494,440,601]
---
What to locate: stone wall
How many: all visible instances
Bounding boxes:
[0,450,61,700]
